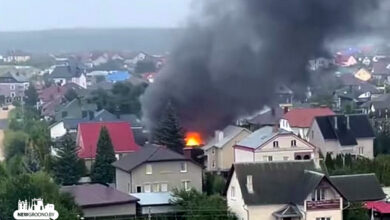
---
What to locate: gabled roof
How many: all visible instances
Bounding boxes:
[94,109,117,121]
[77,121,140,159]
[61,184,139,208]
[329,174,385,202]
[229,161,321,205]
[50,65,84,79]
[236,126,291,149]
[112,144,196,172]
[314,115,375,146]
[272,204,302,218]
[203,125,250,150]
[372,59,390,75]
[284,108,335,128]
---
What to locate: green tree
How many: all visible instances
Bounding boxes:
[335,154,344,168]
[343,203,369,220]
[90,127,116,183]
[53,134,84,185]
[153,103,186,154]
[205,173,226,195]
[24,84,39,107]
[344,154,353,168]
[171,189,236,220]
[325,153,335,171]
[0,171,81,220]
[3,130,28,161]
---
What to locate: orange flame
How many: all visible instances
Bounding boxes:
[185,132,203,146]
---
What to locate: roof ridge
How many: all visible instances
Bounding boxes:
[144,146,162,162]
[304,170,324,176]
[330,173,376,178]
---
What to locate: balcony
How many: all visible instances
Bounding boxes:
[306,199,340,210]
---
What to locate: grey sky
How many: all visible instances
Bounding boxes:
[0,0,192,31]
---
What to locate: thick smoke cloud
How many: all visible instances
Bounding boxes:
[141,0,381,136]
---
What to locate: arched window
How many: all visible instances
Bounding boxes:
[295,155,302,160]
[303,155,311,160]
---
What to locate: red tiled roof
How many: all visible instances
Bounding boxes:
[284,108,335,128]
[77,122,140,159]
[365,201,390,214]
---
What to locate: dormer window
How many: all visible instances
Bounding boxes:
[291,140,297,147]
[273,141,279,148]
[246,175,253,193]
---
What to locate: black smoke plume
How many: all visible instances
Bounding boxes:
[141,0,381,136]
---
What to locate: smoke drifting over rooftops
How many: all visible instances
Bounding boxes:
[141,0,384,136]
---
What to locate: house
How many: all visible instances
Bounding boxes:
[372,58,390,82]
[49,118,89,140]
[308,114,375,159]
[234,126,318,164]
[112,144,203,194]
[275,84,294,105]
[77,121,140,167]
[0,72,29,103]
[237,106,284,131]
[226,161,385,220]
[131,192,176,215]
[202,125,251,172]
[280,107,335,140]
[49,65,87,88]
[61,184,139,219]
[335,53,358,67]
[2,50,31,63]
[354,68,372,82]
[361,94,390,118]
[54,98,97,121]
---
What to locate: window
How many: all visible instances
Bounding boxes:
[61,111,68,118]
[128,183,131,193]
[10,84,15,90]
[115,154,119,160]
[358,147,364,155]
[161,183,168,192]
[246,175,253,193]
[291,140,297,147]
[283,156,289,161]
[231,186,236,198]
[82,111,87,118]
[212,149,215,154]
[10,92,15,98]
[136,186,142,193]
[182,180,191,191]
[268,156,273,161]
[312,188,325,201]
[146,164,152,174]
[212,160,216,168]
[180,162,187,172]
[273,141,279,148]
[316,218,331,220]
[144,184,151,193]
[152,183,160,192]
[311,130,314,139]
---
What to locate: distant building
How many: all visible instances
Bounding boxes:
[226,161,385,220]
[112,144,202,194]
[308,114,375,159]
[0,72,29,103]
[234,126,318,164]
[361,93,390,118]
[280,107,335,140]
[49,65,87,88]
[54,98,97,122]
[61,184,139,219]
[130,192,177,215]
[3,50,31,63]
[105,71,130,83]
[203,125,251,172]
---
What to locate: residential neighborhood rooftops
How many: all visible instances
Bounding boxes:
[61,184,139,208]
[236,126,290,149]
[284,107,335,128]
[112,144,196,172]
[314,115,375,146]
[203,125,250,150]
[77,121,140,159]
[329,174,385,202]
[131,192,173,206]
[361,93,390,109]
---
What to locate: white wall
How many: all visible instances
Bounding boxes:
[50,122,66,140]
[227,172,248,220]
[116,169,131,194]
[82,203,136,218]
[234,147,254,163]
[248,204,286,220]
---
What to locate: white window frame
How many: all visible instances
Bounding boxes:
[10,92,15,98]
[291,140,297,147]
[161,183,168,192]
[144,183,151,193]
[10,84,15,90]
[246,175,253,193]
[312,188,326,201]
[146,164,152,175]
[182,180,191,191]
[180,162,187,173]
[273,141,279,148]
[231,186,236,199]
[212,160,216,168]
[152,183,160,192]
[268,156,273,161]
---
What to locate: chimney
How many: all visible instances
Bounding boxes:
[334,116,338,130]
[271,107,276,116]
[346,115,350,129]
[283,106,289,114]
[215,130,224,142]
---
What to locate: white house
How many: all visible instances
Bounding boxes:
[234,126,318,164]
[226,161,385,220]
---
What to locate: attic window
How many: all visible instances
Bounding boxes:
[273,141,279,148]
[291,140,297,147]
[246,175,253,193]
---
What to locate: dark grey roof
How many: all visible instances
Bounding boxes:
[61,184,138,208]
[94,109,117,121]
[231,161,321,205]
[112,144,193,172]
[203,125,250,150]
[361,94,390,109]
[329,174,385,202]
[315,115,374,146]
[63,118,89,130]
[119,114,143,128]
[50,65,84,79]
[247,107,284,126]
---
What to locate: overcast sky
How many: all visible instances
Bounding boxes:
[0,0,192,31]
